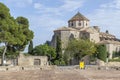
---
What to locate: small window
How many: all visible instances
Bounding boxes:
[34,59,41,65]
[86,23,87,26]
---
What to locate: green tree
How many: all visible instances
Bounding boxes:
[28,40,33,54]
[14,17,34,51]
[53,36,65,65]
[0,47,4,57]
[96,44,107,62]
[0,3,20,65]
[56,36,62,59]
[0,3,34,65]
[45,40,51,46]
[31,44,56,61]
[65,39,96,64]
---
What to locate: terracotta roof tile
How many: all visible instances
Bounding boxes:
[98,40,120,45]
[100,32,115,38]
[68,12,89,22]
[80,27,98,33]
[54,27,77,32]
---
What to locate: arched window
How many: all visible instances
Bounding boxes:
[71,22,73,26]
[78,22,81,26]
[69,34,74,40]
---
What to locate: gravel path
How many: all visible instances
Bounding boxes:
[0,68,119,80]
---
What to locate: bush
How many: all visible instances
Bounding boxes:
[54,58,66,66]
[96,45,107,62]
[54,60,59,65]
[59,59,66,66]
[109,57,120,62]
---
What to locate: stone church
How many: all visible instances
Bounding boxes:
[51,12,120,59]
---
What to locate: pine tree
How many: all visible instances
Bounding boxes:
[0,2,34,65]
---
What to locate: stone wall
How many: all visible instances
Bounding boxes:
[18,53,48,66]
[105,43,120,59]
[90,33,100,43]
[0,65,52,71]
[61,30,79,49]
[107,62,120,67]
[96,59,120,67]
[0,53,48,66]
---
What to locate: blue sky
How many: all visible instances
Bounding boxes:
[0,0,120,47]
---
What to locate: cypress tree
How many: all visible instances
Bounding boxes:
[28,40,33,54]
[56,36,62,59]
[97,44,107,62]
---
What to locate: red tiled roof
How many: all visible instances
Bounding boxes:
[68,12,89,22]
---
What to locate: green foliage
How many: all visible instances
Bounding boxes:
[0,47,4,57]
[0,46,19,59]
[31,44,56,60]
[0,3,10,19]
[109,57,120,62]
[24,53,31,56]
[16,17,29,26]
[15,17,34,51]
[28,40,33,54]
[0,2,34,65]
[63,52,71,65]
[56,36,62,59]
[59,58,66,66]
[0,2,34,49]
[51,35,64,65]
[54,60,59,65]
[45,40,51,46]
[96,44,107,62]
[54,58,66,66]
[65,39,96,61]
[112,51,120,58]
[53,36,64,65]
[6,45,19,58]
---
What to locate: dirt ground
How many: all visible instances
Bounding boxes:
[0,68,119,80]
[75,69,120,80]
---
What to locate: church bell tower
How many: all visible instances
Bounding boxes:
[68,12,90,28]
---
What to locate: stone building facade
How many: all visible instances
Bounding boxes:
[51,12,120,59]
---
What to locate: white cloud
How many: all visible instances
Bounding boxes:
[88,0,120,38]
[33,0,84,15]
[100,0,120,9]
[34,3,43,9]
[5,0,33,8]
[60,0,83,11]
[30,0,85,45]
[27,14,66,46]
[29,15,66,29]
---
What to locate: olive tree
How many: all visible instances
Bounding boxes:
[65,39,96,64]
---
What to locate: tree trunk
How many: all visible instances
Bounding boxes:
[2,43,7,66]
